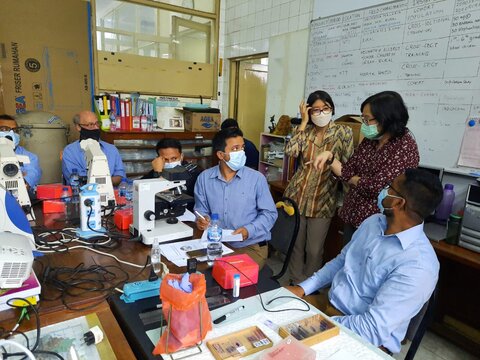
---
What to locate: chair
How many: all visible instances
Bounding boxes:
[267,197,300,280]
[404,289,437,360]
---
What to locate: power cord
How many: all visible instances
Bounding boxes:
[213,259,310,313]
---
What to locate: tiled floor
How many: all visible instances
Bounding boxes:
[265,256,480,360]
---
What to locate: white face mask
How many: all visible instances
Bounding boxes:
[164,160,182,169]
[311,113,332,127]
[225,150,246,171]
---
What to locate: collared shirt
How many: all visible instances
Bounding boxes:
[284,122,353,218]
[194,165,277,248]
[16,146,42,188]
[339,130,419,227]
[299,214,439,353]
[62,140,126,185]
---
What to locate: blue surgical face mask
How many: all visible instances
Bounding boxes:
[225,150,246,171]
[0,130,20,148]
[361,123,380,139]
[377,186,404,214]
[164,160,182,169]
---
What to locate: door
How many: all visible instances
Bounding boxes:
[230,56,268,149]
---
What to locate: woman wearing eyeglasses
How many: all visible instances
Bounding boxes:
[284,90,354,284]
[313,91,420,244]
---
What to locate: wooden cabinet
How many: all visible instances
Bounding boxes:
[101,130,216,177]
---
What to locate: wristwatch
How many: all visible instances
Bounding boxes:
[326,153,335,165]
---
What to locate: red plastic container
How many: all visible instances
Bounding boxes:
[37,184,70,200]
[114,208,133,230]
[212,254,259,289]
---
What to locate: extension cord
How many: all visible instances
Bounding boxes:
[120,278,161,303]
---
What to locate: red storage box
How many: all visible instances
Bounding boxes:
[212,254,259,289]
[37,184,70,200]
[43,200,65,214]
[114,208,133,230]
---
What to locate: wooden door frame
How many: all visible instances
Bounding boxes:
[228,53,268,120]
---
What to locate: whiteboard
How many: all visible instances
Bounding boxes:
[305,0,480,169]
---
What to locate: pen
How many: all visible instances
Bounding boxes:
[213,305,245,324]
[194,210,206,221]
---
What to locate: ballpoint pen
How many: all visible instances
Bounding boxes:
[213,305,245,324]
[194,210,206,221]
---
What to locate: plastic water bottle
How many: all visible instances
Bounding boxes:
[207,213,223,266]
[435,184,455,224]
[70,168,80,197]
[125,179,134,207]
[151,239,162,275]
[61,187,71,218]
[118,177,127,203]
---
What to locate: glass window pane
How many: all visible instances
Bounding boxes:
[153,0,215,13]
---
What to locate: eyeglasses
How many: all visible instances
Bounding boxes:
[0,126,20,133]
[79,122,100,129]
[385,184,404,199]
[310,107,332,116]
[361,115,377,125]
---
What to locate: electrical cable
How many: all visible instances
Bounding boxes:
[213,259,311,313]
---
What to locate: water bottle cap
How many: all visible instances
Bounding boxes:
[211,213,219,221]
[63,187,69,191]
[445,184,454,190]
[234,274,240,279]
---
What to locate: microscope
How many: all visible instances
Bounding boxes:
[130,178,194,245]
[0,137,34,220]
[80,139,116,208]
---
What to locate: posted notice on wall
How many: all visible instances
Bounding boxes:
[458,117,480,169]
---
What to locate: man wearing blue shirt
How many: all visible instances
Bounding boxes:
[0,114,42,190]
[194,127,277,267]
[286,169,443,354]
[62,111,125,186]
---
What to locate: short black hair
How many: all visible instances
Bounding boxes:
[306,90,335,117]
[361,91,409,138]
[0,114,15,121]
[212,127,243,153]
[156,138,182,155]
[221,118,239,130]
[399,168,443,219]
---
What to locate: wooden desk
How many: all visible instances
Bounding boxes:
[429,240,480,357]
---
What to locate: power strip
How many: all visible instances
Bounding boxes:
[120,279,162,303]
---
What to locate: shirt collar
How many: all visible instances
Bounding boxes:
[378,216,425,250]
[209,164,245,181]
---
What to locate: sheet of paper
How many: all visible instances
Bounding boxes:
[177,209,196,222]
[200,229,243,242]
[159,239,233,267]
[458,117,480,169]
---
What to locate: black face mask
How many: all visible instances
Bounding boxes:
[79,127,100,141]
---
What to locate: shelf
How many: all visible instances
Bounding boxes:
[117,145,157,150]
[260,160,283,168]
[122,159,154,163]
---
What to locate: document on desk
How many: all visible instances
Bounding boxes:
[160,239,234,267]
[200,229,243,242]
[176,209,196,222]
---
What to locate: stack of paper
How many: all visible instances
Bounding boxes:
[0,271,41,311]
[160,239,234,267]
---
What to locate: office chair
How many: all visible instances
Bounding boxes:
[268,197,300,280]
[404,288,437,360]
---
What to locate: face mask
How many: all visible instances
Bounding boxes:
[164,161,182,169]
[79,127,101,141]
[377,187,404,215]
[225,150,246,171]
[0,130,20,148]
[361,123,380,139]
[311,113,332,127]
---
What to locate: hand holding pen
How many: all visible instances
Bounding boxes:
[195,210,210,231]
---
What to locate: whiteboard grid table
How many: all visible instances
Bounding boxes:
[305,0,480,169]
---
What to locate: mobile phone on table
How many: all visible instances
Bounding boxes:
[186,248,208,258]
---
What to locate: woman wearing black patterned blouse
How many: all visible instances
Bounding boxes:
[313,91,420,244]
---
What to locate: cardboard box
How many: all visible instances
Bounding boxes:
[0,0,91,141]
[157,107,185,130]
[335,115,364,148]
[183,111,221,132]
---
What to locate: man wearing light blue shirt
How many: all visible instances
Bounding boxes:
[62,111,125,186]
[286,169,443,354]
[194,127,277,267]
[0,114,42,190]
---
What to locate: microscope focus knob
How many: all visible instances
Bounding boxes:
[144,210,156,221]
